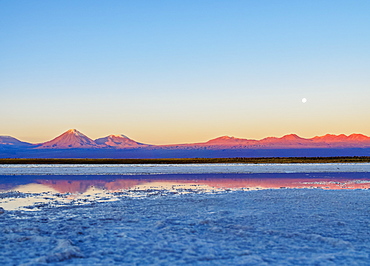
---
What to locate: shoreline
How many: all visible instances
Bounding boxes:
[1,156,370,164]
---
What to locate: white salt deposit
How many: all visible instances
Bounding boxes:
[1,163,370,175]
[0,189,369,265]
[1,164,370,264]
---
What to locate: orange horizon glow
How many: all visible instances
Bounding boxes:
[4,128,370,146]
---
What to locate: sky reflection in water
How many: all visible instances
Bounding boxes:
[1,173,370,211]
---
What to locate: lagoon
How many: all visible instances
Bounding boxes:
[1,164,370,264]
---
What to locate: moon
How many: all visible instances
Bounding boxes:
[302,98,307,103]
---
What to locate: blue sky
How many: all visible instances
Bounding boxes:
[1,1,369,144]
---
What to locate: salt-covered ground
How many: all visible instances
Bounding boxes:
[1,164,370,264]
[1,189,370,265]
[2,163,370,175]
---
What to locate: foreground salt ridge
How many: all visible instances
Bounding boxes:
[1,189,369,265]
[1,163,370,175]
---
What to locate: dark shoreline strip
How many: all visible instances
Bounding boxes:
[1,156,370,164]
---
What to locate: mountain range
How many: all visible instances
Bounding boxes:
[2,129,370,150]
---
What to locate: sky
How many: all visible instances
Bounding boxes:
[1,1,370,144]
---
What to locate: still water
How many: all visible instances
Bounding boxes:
[1,164,370,210]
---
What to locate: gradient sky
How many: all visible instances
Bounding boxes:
[1,1,370,144]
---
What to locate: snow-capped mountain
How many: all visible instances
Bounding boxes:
[39,129,99,149]
[95,134,148,148]
[0,136,34,147]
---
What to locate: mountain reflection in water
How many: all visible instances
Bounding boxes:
[1,173,370,194]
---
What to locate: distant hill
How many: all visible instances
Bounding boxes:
[39,129,98,149]
[95,134,149,148]
[2,129,370,158]
[158,133,370,149]
[0,136,35,148]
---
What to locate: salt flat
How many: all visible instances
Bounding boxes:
[1,189,369,265]
[1,163,370,175]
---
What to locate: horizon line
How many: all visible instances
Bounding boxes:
[1,128,370,146]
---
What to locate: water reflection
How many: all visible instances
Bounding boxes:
[1,173,370,210]
[2,173,370,193]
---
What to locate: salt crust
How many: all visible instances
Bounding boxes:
[1,189,369,265]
